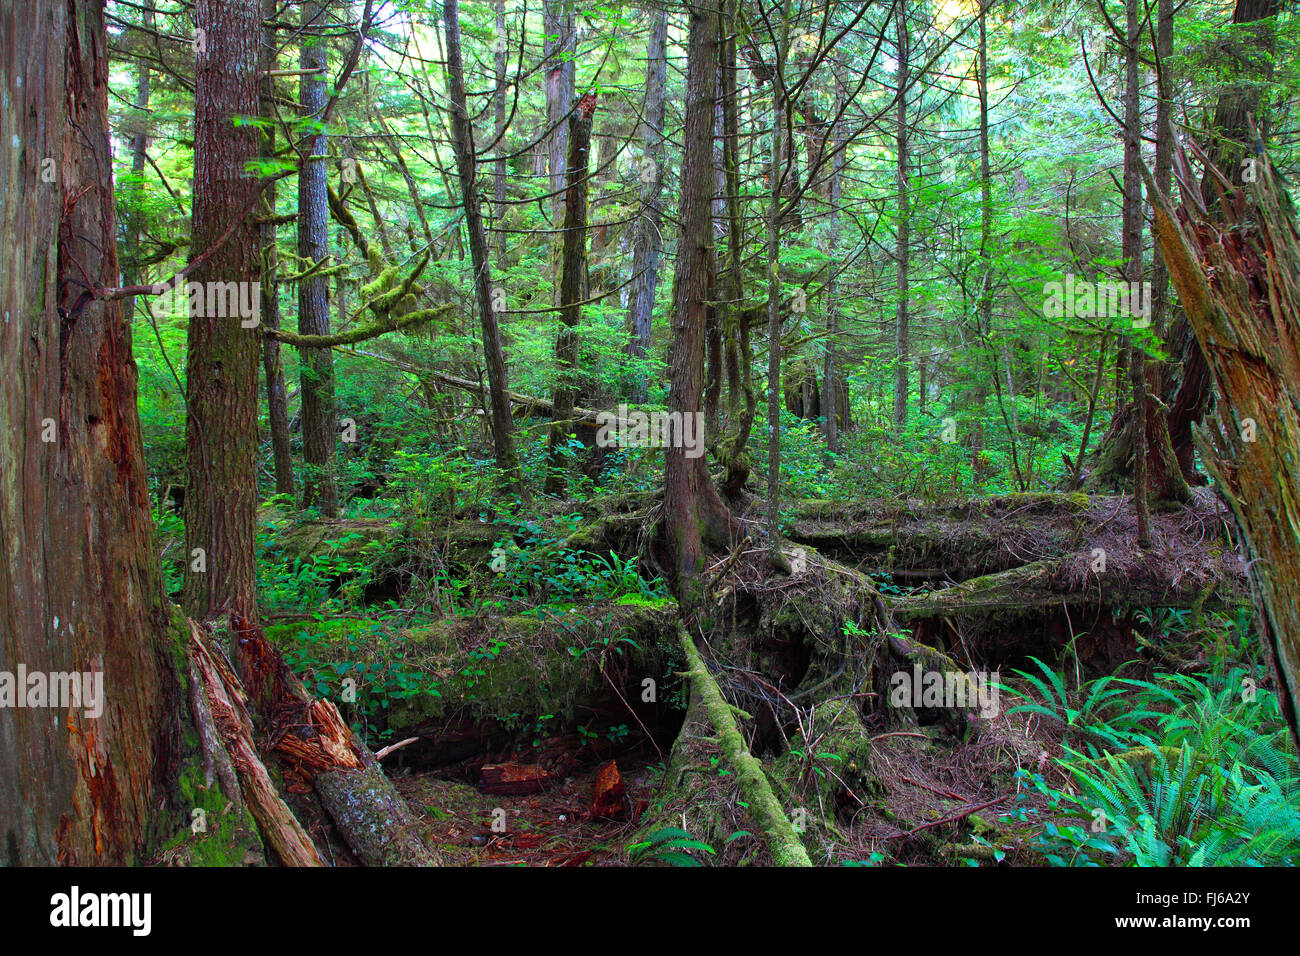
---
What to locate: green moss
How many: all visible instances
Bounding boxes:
[161,759,264,867]
[613,593,676,609]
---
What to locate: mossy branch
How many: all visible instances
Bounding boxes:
[676,625,813,867]
[265,304,453,348]
[280,254,348,284]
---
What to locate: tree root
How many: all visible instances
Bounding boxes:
[676,625,812,867]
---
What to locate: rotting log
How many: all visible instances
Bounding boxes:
[313,760,438,866]
[783,490,1243,591]
[188,622,324,866]
[677,626,813,867]
[206,615,441,865]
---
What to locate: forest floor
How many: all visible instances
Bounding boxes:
[392,756,657,866]
[245,489,1263,866]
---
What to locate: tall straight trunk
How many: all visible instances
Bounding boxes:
[261,0,294,497]
[666,0,738,609]
[544,0,575,294]
[626,5,668,403]
[444,0,522,489]
[1123,0,1150,545]
[823,78,844,456]
[494,0,508,268]
[0,0,181,864]
[297,0,339,517]
[120,3,153,326]
[765,7,790,566]
[184,0,263,620]
[1143,0,1190,503]
[545,106,594,495]
[893,1,910,427]
[972,1,992,477]
[705,52,726,438]
[719,0,756,495]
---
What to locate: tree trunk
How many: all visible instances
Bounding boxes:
[443,0,523,490]
[822,79,843,456]
[665,0,740,610]
[119,3,153,326]
[1165,0,1281,482]
[626,5,668,403]
[1123,0,1150,546]
[0,0,181,865]
[545,0,575,292]
[545,105,594,495]
[297,0,339,517]
[719,0,757,494]
[1143,144,1300,747]
[184,0,263,621]
[1198,0,1282,211]
[1142,0,1190,505]
[972,1,992,479]
[493,0,508,269]
[893,1,910,428]
[261,0,295,497]
[765,7,790,566]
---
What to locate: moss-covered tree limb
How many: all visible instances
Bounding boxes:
[264,303,452,348]
[676,625,813,867]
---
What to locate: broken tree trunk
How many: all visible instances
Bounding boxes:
[1142,139,1300,745]
[188,621,324,866]
[204,615,441,865]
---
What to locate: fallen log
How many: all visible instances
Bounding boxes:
[783,490,1247,618]
[476,761,561,796]
[888,556,1241,621]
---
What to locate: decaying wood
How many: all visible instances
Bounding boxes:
[1142,141,1300,745]
[477,761,563,795]
[889,555,1241,621]
[226,616,441,866]
[782,491,1246,615]
[187,616,441,866]
[188,622,325,866]
[590,760,629,820]
[313,760,439,866]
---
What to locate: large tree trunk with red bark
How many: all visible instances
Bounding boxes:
[0,0,183,864]
[0,0,444,869]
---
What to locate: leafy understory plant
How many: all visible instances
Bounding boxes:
[628,827,716,867]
